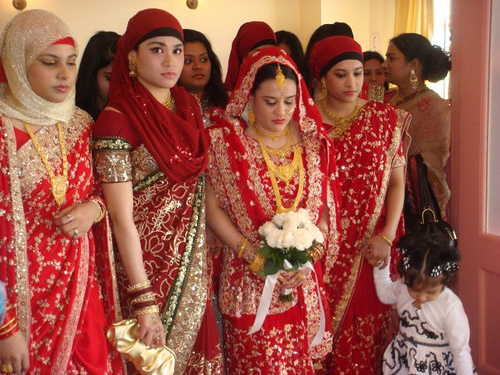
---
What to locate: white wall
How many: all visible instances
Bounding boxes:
[0,0,396,75]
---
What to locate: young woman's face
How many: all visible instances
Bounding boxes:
[407,282,444,305]
[27,43,77,103]
[382,42,412,87]
[129,36,184,95]
[363,58,385,87]
[324,59,364,104]
[250,78,297,135]
[179,41,211,93]
[96,62,113,108]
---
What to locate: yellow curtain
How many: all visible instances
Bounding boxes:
[394,0,434,40]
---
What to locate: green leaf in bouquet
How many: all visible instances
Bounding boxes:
[263,259,281,276]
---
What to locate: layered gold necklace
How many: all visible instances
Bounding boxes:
[255,127,304,214]
[322,99,361,139]
[25,122,68,206]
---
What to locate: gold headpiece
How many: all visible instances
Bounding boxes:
[275,64,286,88]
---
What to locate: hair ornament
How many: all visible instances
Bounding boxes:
[403,256,410,271]
[275,64,286,88]
[430,261,460,278]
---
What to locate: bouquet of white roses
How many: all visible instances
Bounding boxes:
[257,208,324,301]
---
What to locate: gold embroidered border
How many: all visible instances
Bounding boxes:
[2,116,30,339]
[161,175,208,374]
[133,170,164,193]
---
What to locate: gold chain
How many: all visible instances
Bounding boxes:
[322,99,361,139]
[258,127,292,158]
[253,124,289,140]
[25,122,68,206]
[163,91,176,111]
[256,133,304,214]
[392,86,429,106]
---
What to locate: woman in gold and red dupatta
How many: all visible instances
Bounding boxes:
[309,36,411,374]
[0,10,123,374]
[207,46,341,374]
[92,9,223,374]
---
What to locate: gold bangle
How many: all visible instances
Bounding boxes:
[130,291,156,305]
[134,305,160,316]
[89,198,105,224]
[0,320,19,336]
[237,237,248,258]
[249,254,265,275]
[378,233,393,247]
[127,280,152,294]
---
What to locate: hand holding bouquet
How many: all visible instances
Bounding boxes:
[256,208,324,301]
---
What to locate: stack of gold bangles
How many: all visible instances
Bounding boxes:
[127,280,160,317]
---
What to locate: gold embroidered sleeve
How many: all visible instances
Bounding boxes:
[92,137,133,182]
[392,153,406,168]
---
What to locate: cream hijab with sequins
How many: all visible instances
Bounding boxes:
[0,9,77,126]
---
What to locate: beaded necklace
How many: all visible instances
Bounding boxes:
[25,122,68,205]
[392,86,429,106]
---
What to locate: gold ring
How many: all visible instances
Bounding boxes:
[73,229,79,237]
[1,363,13,373]
[298,274,305,281]
[67,214,74,223]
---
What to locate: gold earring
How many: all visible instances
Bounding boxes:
[129,63,137,77]
[409,69,418,90]
[248,107,256,126]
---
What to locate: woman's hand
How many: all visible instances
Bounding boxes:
[136,313,165,348]
[53,201,100,239]
[0,331,29,373]
[362,235,391,269]
[278,268,311,289]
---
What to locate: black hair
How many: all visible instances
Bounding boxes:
[179,29,229,109]
[275,30,305,76]
[363,50,384,64]
[363,50,389,90]
[303,22,354,95]
[397,233,460,289]
[251,63,298,94]
[76,31,120,120]
[390,33,451,82]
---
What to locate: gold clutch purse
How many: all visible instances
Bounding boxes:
[107,319,176,375]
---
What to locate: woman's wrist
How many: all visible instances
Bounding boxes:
[0,305,20,340]
[88,198,105,224]
[377,232,394,247]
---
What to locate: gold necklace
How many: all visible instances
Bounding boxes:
[253,124,289,140]
[259,127,292,158]
[25,122,68,206]
[163,92,176,111]
[256,133,305,214]
[322,99,361,139]
[392,86,429,106]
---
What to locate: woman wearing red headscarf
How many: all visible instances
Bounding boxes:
[0,10,123,374]
[92,8,222,374]
[309,36,411,373]
[224,21,277,91]
[207,46,341,374]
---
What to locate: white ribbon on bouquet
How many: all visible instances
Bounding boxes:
[247,260,326,347]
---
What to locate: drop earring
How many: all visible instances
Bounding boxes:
[409,69,418,91]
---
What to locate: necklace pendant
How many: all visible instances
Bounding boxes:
[51,175,67,205]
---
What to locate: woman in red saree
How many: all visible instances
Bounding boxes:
[92,9,222,374]
[207,46,341,374]
[0,10,123,374]
[309,36,411,373]
[224,21,277,92]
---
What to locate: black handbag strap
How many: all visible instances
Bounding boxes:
[414,154,443,223]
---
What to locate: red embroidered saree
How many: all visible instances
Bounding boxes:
[323,101,411,374]
[0,110,123,374]
[208,47,341,374]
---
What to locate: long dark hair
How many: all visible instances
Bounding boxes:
[76,31,120,120]
[180,29,228,109]
[390,33,451,82]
